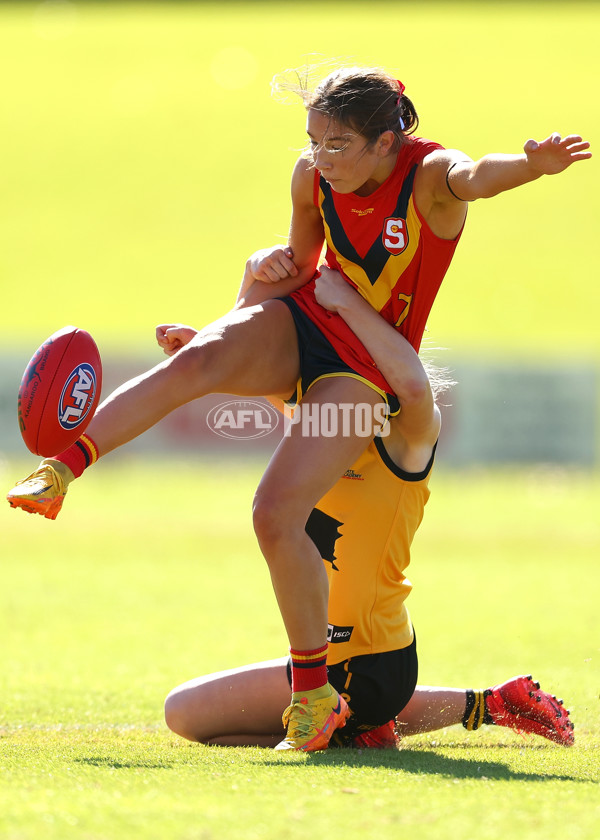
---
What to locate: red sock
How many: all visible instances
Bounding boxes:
[290,644,328,694]
[52,433,99,479]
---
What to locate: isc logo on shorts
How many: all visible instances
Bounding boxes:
[327,624,354,644]
[58,363,98,430]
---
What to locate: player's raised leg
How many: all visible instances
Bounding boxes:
[87,302,300,456]
[7,301,299,518]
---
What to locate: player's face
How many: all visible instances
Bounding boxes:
[306,109,395,197]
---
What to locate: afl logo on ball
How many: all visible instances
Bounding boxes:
[58,363,98,430]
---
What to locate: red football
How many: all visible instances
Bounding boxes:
[17,326,102,457]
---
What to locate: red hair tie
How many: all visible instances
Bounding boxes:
[396,79,406,130]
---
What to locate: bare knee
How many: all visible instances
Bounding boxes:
[252,488,307,559]
[164,339,219,399]
[252,492,280,550]
[164,688,206,743]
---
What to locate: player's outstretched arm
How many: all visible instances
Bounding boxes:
[440,133,591,202]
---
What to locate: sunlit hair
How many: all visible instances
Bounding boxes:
[423,361,456,403]
[419,342,456,403]
[272,63,419,157]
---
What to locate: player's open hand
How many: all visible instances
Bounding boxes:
[524,133,591,175]
[246,245,298,284]
[156,324,198,356]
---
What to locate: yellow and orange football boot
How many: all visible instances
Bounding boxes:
[6,460,73,521]
[275,683,350,752]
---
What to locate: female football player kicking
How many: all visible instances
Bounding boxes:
[7,64,589,751]
[161,267,573,749]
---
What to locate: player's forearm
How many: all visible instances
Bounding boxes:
[236,273,310,308]
[235,264,256,305]
[452,154,542,201]
[334,294,431,408]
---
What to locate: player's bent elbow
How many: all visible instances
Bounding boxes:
[393,375,431,411]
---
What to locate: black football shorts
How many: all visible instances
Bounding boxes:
[280,295,400,416]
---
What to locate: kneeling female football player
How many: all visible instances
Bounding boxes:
[163,267,573,749]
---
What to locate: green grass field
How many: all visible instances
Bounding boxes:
[1,458,599,839]
[1,3,599,839]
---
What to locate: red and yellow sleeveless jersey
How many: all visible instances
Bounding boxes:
[305,437,435,665]
[290,137,463,393]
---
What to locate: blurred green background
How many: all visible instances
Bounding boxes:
[0,0,598,363]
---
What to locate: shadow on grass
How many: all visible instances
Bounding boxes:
[257,747,589,783]
[75,756,176,770]
[72,744,594,784]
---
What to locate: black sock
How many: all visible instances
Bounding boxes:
[462,689,494,729]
